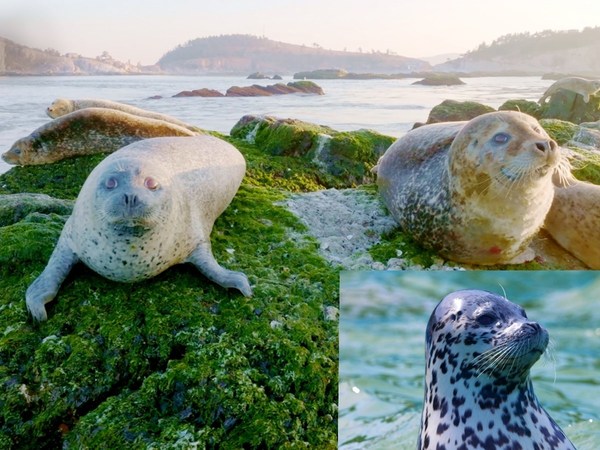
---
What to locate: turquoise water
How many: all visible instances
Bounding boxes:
[339,271,600,449]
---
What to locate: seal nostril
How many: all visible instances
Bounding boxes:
[535,142,548,152]
[123,194,138,207]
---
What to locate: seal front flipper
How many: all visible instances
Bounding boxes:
[186,241,252,297]
[26,233,79,321]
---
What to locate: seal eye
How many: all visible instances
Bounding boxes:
[476,313,497,326]
[144,177,159,190]
[105,177,118,190]
[492,132,510,144]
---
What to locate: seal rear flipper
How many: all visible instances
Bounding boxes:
[186,242,252,297]
[26,235,79,321]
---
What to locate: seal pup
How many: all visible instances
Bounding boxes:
[375,111,563,265]
[2,108,196,166]
[539,77,600,104]
[418,289,576,450]
[46,98,200,132]
[26,135,252,321]
[545,180,600,269]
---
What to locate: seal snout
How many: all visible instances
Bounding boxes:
[535,139,556,153]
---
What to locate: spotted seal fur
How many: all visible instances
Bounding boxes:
[26,135,251,321]
[418,289,576,450]
[2,107,197,165]
[375,111,565,265]
[46,98,200,132]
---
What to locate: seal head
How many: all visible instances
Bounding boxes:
[418,289,576,450]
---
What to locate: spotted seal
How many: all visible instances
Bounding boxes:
[375,111,565,265]
[26,135,251,321]
[539,77,600,104]
[46,98,200,132]
[544,180,600,269]
[418,289,576,450]
[2,107,196,165]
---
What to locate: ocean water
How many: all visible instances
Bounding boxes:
[0,75,551,174]
[339,271,600,449]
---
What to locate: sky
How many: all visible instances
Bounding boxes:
[2,0,600,65]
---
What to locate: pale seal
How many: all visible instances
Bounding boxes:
[544,180,600,269]
[419,289,576,450]
[26,135,251,321]
[539,77,600,104]
[46,98,200,132]
[375,111,563,265]
[2,108,196,165]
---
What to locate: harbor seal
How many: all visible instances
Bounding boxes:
[539,77,600,104]
[2,107,196,166]
[544,180,600,269]
[375,111,563,265]
[26,135,252,321]
[46,98,200,132]
[418,289,576,450]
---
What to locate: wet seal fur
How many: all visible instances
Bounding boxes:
[26,135,251,321]
[539,77,600,104]
[2,107,197,165]
[418,289,576,450]
[47,98,200,132]
[375,111,563,265]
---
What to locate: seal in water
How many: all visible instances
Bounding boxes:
[2,107,197,165]
[46,98,200,132]
[375,111,565,265]
[418,289,576,450]
[26,135,251,321]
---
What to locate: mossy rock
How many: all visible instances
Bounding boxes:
[498,99,543,119]
[0,193,73,227]
[0,141,338,448]
[425,99,495,124]
[539,119,579,145]
[412,74,465,86]
[541,89,600,124]
[230,115,394,187]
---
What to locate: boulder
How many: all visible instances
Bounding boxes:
[425,99,495,124]
[541,89,600,124]
[247,72,271,79]
[412,74,465,86]
[498,99,543,119]
[173,88,224,97]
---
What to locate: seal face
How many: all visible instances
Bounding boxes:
[26,135,252,321]
[376,111,562,265]
[418,289,576,450]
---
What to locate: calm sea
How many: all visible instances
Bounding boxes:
[0,75,550,175]
[340,271,600,449]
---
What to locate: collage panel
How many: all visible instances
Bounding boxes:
[339,271,600,449]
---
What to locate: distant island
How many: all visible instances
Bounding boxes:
[2,29,600,77]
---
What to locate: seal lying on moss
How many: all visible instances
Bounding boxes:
[2,108,197,166]
[26,135,252,321]
[375,111,566,265]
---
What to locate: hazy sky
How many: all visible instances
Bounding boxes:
[2,0,600,65]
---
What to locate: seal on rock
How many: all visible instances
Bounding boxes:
[418,289,576,450]
[2,107,197,165]
[539,77,600,104]
[47,98,200,132]
[26,135,252,321]
[544,180,600,269]
[375,111,564,265]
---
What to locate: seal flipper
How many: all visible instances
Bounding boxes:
[186,242,252,297]
[26,234,79,321]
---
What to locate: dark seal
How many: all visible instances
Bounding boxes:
[418,289,576,450]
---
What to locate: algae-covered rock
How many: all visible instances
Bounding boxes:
[412,74,465,86]
[230,115,395,187]
[541,89,600,124]
[498,99,543,119]
[425,99,495,124]
[0,139,338,448]
[539,119,580,145]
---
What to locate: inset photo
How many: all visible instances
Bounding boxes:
[339,271,600,449]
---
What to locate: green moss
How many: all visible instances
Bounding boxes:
[426,100,495,124]
[569,147,600,184]
[540,119,579,145]
[369,228,441,268]
[498,99,543,119]
[0,143,338,448]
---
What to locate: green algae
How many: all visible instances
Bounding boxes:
[0,144,338,448]
[540,119,579,145]
[425,100,495,124]
[498,99,543,119]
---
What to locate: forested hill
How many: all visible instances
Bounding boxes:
[435,27,600,75]
[157,34,430,75]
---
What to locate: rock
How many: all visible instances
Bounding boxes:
[293,69,349,80]
[226,81,324,97]
[425,99,495,124]
[247,72,271,79]
[226,85,273,97]
[230,114,393,186]
[173,88,224,98]
[498,99,543,119]
[541,89,600,124]
[272,74,283,80]
[0,193,73,226]
[412,74,465,86]
[147,95,163,100]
